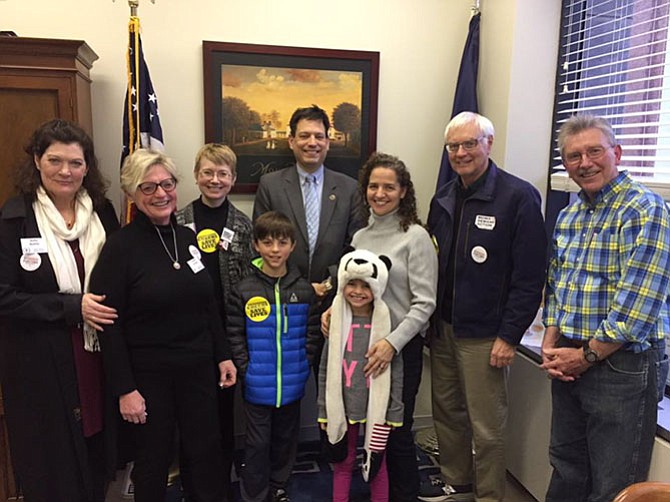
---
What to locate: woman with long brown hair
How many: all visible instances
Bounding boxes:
[0,119,119,501]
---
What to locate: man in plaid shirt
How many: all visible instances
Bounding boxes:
[542,114,670,502]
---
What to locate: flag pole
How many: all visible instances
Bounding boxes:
[111,0,156,14]
[120,0,165,224]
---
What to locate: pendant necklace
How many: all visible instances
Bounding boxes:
[154,223,181,270]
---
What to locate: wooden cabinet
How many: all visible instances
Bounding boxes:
[0,37,98,500]
[0,37,98,208]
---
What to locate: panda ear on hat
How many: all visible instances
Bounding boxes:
[378,255,392,273]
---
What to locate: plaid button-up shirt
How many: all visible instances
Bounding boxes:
[544,171,670,352]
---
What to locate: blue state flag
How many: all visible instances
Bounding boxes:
[436,12,480,190]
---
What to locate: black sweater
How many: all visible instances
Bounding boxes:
[90,211,229,397]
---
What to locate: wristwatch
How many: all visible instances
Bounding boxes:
[583,343,600,364]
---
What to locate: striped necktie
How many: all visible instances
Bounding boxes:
[304,174,319,260]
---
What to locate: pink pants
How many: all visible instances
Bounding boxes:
[332,423,388,502]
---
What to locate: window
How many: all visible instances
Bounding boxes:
[549,0,670,198]
[548,0,670,392]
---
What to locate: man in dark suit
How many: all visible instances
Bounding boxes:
[253,105,362,294]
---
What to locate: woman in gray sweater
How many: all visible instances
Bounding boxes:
[351,152,437,502]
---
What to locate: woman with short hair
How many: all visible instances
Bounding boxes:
[90,148,236,502]
[176,143,254,500]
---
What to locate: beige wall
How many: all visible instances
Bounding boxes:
[2,0,460,219]
[2,0,559,218]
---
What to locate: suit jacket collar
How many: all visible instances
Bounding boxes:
[279,165,344,257]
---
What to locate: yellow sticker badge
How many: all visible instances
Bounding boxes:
[196,228,220,253]
[245,296,271,322]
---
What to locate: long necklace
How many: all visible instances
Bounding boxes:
[154,223,181,270]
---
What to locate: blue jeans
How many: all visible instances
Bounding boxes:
[546,348,657,502]
[654,338,669,402]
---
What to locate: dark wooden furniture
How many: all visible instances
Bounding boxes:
[0,36,98,207]
[0,36,98,500]
[613,482,670,502]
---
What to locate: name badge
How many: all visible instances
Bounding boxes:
[221,227,234,243]
[475,215,496,231]
[187,257,205,274]
[20,237,47,255]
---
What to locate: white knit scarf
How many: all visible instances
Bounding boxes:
[33,186,106,351]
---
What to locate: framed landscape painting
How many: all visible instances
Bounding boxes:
[203,41,379,193]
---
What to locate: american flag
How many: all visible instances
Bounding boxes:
[121,16,164,222]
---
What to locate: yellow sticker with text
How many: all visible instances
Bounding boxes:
[245,296,271,322]
[196,228,220,253]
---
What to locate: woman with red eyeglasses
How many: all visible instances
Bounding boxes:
[90,148,236,502]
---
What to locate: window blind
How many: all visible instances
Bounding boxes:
[550,0,670,197]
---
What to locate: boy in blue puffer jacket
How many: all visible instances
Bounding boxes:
[228,211,319,502]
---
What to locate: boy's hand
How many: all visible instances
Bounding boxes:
[320,423,327,431]
[218,359,237,388]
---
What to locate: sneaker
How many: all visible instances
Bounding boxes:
[270,487,290,502]
[418,478,449,502]
[418,478,474,502]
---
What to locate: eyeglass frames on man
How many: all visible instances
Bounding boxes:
[563,145,614,167]
[445,137,485,153]
[138,178,177,195]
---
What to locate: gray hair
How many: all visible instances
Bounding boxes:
[557,115,617,156]
[444,111,495,141]
[121,149,179,194]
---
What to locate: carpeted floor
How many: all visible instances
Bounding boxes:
[107,440,443,501]
[106,440,536,501]
[232,440,444,502]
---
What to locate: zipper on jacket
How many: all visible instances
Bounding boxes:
[274,279,283,407]
[283,304,288,334]
[451,202,469,323]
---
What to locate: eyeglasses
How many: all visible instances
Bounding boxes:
[445,137,484,153]
[138,177,177,195]
[199,169,233,180]
[563,145,613,166]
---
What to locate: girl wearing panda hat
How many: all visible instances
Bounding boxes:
[317,248,404,502]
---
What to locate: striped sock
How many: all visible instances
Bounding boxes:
[370,423,392,452]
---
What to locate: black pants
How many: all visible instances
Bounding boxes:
[388,334,423,502]
[240,400,301,502]
[131,364,223,502]
[218,384,236,501]
[86,432,107,502]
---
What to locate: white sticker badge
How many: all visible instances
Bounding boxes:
[20,237,47,255]
[475,215,496,231]
[188,245,201,261]
[187,257,205,274]
[471,246,488,264]
[20,253,41,272]
[221,227,235,243]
